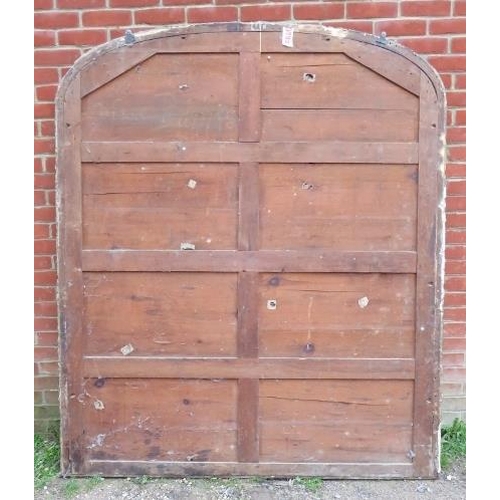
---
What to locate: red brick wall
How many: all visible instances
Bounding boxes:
[34,0,466,433]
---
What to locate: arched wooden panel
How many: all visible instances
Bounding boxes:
[56,23,445,479]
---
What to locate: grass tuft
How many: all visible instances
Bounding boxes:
[293,476,323,492]
[34,433,61,489]
[441,418,466,469]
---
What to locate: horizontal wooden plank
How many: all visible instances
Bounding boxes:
[82,460,414,478]
[82,250,417,273]
[81,379,237,463]
[260,164,418,251]
[82,357,415,379]
[81,141,419,164]
[261,109,418,142]
[83,272,237,357]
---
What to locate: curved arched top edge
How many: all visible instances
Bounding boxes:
[56,22,445,107]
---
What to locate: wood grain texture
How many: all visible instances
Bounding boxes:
[238,52,261,142]
[83,272,237,357]
[259,380,414,463]
[82,54,239,142]
[82,163,238,250]
[237,379,259,462]
[82,250,417,273]
[82,379,237,462]
[260,53,418,110]
[56,75,84,474]
[259,273,415,359]
[412,73,443,478]
[81,141,419,164]
[259,164,418,251]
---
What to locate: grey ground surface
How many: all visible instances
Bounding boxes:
[35,458,465,500]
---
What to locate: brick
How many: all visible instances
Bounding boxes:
[110,0,158,6]
[34,103,55,119]
[215,0,264,4]
[444,307,466,322]
[34,224,51,240]
[294,3,344,20]
[446,163,465,178]
[35,318,59,331]
[445,245,466,260]
[187,6,237,23]
[34,391,43,405]
[439,73,452,89]
[451,37,466,53]
[35,67,59,85]
[441,367,465,383]
[34,191,46,207]
[429,18,466,35]
[242,4,292,22]
[446,229,465,244]
[455,74,466,90]
[34,255,53,271]
[36,332,59,346]
[39,362,59,376]
[326,20,374,33]
[43,391,61,405]
[446,213,466,228]
[34,239,57,254]
[44,157,57,173]
[35,30,56,47]
[35,287,57,302]
[34,207,56,222]
[36,85,58,102]
[35,48,81,66]
[445,196,465,212]
[35,11,79,29]
[445,260,466,276]
[58,29,108,46]
[441,383,464,397]
[401,1,451,17]
[35,139,55,155]
[347,2,397,19]
[34,271,58,286]
[441,397,466,411]
[34,173,55,189]
[82,10,132,27]
[447,145,465,161]
[135,8,185,25]
[454,0,466,16]
[35,0,54,9]
[428,55,465,72]
[447,127,466,143]
[34,346,58,361]
[34,301,58,316]
[444,292,465,307]
[399,37,448,55]
[34,405,60,420]
[41,120,56,137]
[445,276,465,291]
[375,19,426,36]
[444,323,465,337]
[455,109,466,125]
[443,352,465,366]
[57,0,105,6]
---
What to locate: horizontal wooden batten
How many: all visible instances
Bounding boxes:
[84,460,414,478]
[82,250,417,273]
[81,141,418,164]
[83,357,415,380]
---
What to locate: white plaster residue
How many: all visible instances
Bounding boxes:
[358,296,369,308]
[93,399,105,411]
[187,179,197,189]
[120,343,134,356]
[180,242,196,250]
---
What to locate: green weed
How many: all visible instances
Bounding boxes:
[34,433,61,489]
[293,476,323,492]
[441,418,466,469]
[64,479,80,498]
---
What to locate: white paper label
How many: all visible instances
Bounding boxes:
[281,26,294,48]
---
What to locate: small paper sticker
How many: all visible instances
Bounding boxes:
[282,26,294,48]
[187,179,197,189]
[120,343,134,356]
